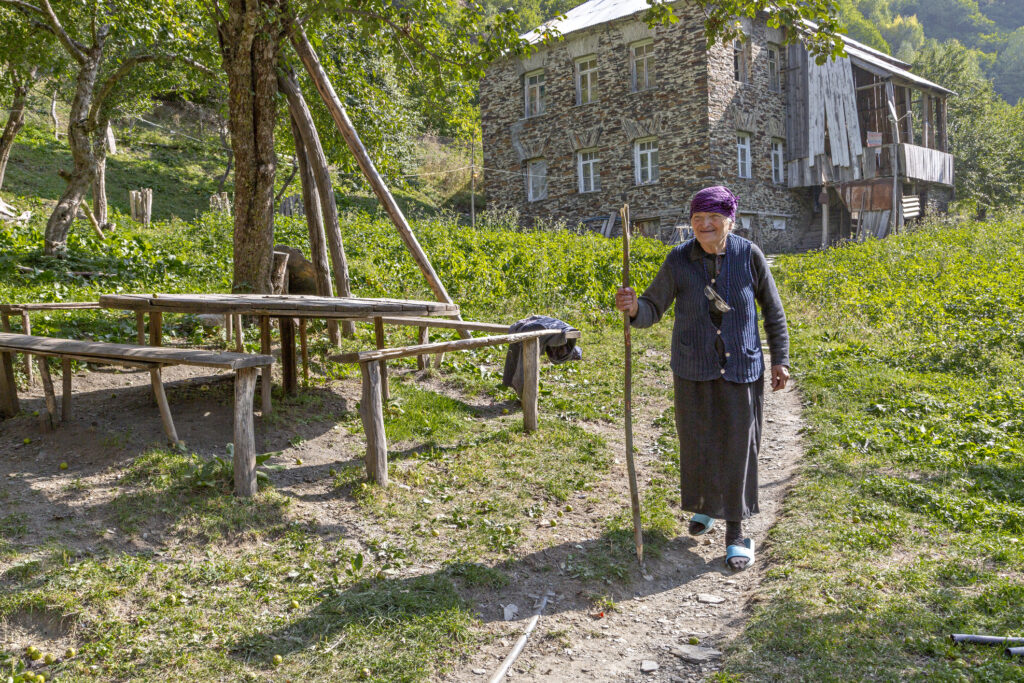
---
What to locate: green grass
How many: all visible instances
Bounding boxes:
[718,214,1024,681]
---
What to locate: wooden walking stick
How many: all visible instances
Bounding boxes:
[619,203,644,565]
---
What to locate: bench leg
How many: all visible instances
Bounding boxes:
[21,313,32,384]
[233,367,258,497]
[373,317,389,402]
[359,360,388,486]
[135,311,146,344]
[416,326,428,370]
[37,356,58,432]
[259,315,272,416]
[280,317,297,396]
[149,311,162,346]
[61,359,72,422]
[299,319,309,383]
[149,367,179,445]
[0,350,19,418]
[225,312,233,344]
[233,313,243,352]
[521,337,539,433]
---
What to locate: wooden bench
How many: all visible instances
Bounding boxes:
[0,333,274,496]
[0,302,102,384]
[332,327,581,487]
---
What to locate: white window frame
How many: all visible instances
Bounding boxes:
[526,158,547,202]
[631,40,654,92]
[524,69,545,118]
[767,44,781,92]
[736,132,752,178]
[575,56,598,105]
[771,138,786,184]
[577,149,601,194]
[733,39,749,83]
[634,137,659,185]
[738,214,754,233]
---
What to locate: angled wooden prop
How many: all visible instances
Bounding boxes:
[619,203,644,565]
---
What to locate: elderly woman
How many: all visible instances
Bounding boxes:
[615,186,790,570]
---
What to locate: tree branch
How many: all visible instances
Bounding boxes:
[38,0,87,63]
[88,54,157,128]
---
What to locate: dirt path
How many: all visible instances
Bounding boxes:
[444,368,806,682]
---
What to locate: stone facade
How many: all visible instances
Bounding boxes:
[481,9,816,251]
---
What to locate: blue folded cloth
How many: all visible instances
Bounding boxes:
[501,315,582,396]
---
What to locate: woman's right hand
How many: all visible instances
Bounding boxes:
[616,287,639,317]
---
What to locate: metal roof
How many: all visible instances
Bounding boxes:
[843,43,953,95]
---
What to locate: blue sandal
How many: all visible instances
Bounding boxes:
[688,513,715,536]
[726,538,755,570]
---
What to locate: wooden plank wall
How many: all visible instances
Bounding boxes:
[786,43,809,161]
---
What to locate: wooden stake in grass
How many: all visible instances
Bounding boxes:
[619,203,644,566]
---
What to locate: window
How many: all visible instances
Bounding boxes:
[526,159,547,201]
[771,138,785,184]
[524,70,545,118]
[577,149,600,193]
[736,132,752,178]
[737,214,754,235]
[636,218,661,238]
[631,41,654,91]
[634,138,659,185]
[772,218,787,231]
[767,44,781,91]
[733,39,749,83]
[576,56,598,105]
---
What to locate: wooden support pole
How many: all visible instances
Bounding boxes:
[299,319,309,383]
[259,315,272,415]
[61,358,71,422]
[359,360,388,486]
[20,312,32,383]
[271,250,290,295]
[135,311,146,344]
[280,317,298,396]
[416,326,428,370]
[37,356,58,432]
[149,366,179,445]
[291,27,468,339]
[521,337,539,432]
[374,316,389,402]
[225,312,233,344]
[0,350,18,417]
[233,367,258,497]
[149,311,162,347]
[820,188,829,249]
[233,313,243,352]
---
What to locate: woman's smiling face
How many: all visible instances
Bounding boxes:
[691,212,732,252]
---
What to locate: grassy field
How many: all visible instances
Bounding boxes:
[717,215,1024,681]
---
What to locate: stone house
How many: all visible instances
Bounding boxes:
[480,0,955,251]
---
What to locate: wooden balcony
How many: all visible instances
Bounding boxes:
[899,143,954,186]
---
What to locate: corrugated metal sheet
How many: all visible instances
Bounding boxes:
[845,45,953,95]
[522,0,652,42]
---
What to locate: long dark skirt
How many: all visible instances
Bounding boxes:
[673,374,763,521]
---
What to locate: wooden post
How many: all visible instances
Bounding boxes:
[135,311,146,344]
[37,356,58,432]
[280,317,298,395]
[149,367,179,445]
[1,314,18,418]
[233,313,244,352]
[374,316,389,402]
[291,27,469,339]
[225,312,233,344]
[820,187,829,249]
[259,315,272,415]
[20,312,32,383]
[938,98,949,152]
[359,360,388,486]
[271,250,290,294]
[521,337,539,432]
[149,311,162,346]
[923,96,933,150]
[416,326,428,370]
[61,358,71,422]
[299,319,309,383]
[233,367,258,497]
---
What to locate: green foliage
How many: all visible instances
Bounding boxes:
[721,214,1024,680]
[184,446,285,493]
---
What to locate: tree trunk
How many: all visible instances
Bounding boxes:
[91,118,109,226]
[0,68,37,191]
[218,0,283,294]
[45,50,104,256]
[278,67,355,336]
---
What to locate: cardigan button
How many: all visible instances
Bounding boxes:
[716,330,722,335]
[720,369,726,374]
[725,352,731,357]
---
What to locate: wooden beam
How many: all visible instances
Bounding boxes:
[291,26,469,339]
[374,317,389,403]
[135,311,146,344]
[149,367,179,445]
[0,349,18,417]
[352,316,514,334]
[521,337,540,432]
[359,360,388,486]
[416,326,428,370]
[37,356,58,432]
[61,358,72,422]
[20,313,32,383]
[233,313,243,352]
[331,328,575,364]
[259,316,272,415]
[280,317,298,396]
[299,319,309,383]
[149,311,162,347]
[233,367,258,497]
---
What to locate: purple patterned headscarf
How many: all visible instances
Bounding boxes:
[689,186,738,221]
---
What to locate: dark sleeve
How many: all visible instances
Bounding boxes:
[750,245,789,367]
[630,250,679,329]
